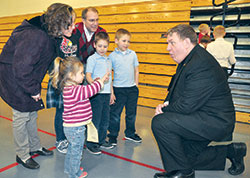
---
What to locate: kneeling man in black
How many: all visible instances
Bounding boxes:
[151,24,247,178]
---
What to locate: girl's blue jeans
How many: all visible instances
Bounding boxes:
[64,125,85,178]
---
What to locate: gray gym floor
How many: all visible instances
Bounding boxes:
[0,89,249,178]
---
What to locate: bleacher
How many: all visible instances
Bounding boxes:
[190,0,250,123]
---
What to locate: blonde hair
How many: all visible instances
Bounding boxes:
[213,25,226,37]
[50,56,83,90]
[115,28,131,40]
[198,23,209,33]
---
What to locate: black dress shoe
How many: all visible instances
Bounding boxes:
[170,170,194,178]
[228,142,247,175]
[154,171,177,178]
[16,155,40,169]
[30,147,53,156]
[154,170,194,178]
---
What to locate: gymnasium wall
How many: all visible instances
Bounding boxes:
[0,0,249,123]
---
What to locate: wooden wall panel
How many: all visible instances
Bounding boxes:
[101,22,189,33]
[139,85,167,100]
[1,0,249,123]
[139,74,172,86]
[96,0,191,15]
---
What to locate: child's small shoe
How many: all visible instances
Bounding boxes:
[79,171,88,178]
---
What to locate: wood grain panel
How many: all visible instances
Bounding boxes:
[138,97,163,108]
[139,63,176,75]
[236,112,250,123]
[96,0,191,15]
[139,73,173,86]
[0,30,12,36]
[108,42,169,53]
[0,13,41,24]
[137,53,176,64]
[109,33,167,43]
[0,36,10,43]
[139,85,167,100]
[99,11,190,23]
[0,23,20,30]
[101,22,189,33]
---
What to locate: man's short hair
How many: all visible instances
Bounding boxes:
[82,7,98,19]
[115,28,131,40]
[94,31,110,44]
[213,25,226,37]
[167,24,197,45]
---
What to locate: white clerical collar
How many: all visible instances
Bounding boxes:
[84,24,94,42]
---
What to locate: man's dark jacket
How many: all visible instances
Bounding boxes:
[163,45,235,141]
[0,16,56,112]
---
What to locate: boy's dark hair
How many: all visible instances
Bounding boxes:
[115,28,131,40]
[200,35,211,44]
[94,31,110,44]
[82,7,98,19]
[44,3,76,37]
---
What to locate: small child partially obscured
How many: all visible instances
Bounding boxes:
[199,35,211,49]
[198,23,211,43]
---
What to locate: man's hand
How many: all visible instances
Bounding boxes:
[155,101,169,115]
[31,93,41,102]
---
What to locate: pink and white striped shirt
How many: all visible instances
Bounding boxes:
[62,80,103,127]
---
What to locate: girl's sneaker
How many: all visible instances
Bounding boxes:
[79,171,88,178]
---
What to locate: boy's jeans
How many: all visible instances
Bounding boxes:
[64,125,85,178]
[108,86,139,138]
[86,94,110,148]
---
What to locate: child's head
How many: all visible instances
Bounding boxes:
[198,23,210,34]
[94,31,110,56]
[200,35,211,49]
[51,56,84,90]
[213,25,226,39]
[115,28,131,52]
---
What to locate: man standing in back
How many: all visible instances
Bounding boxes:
[75,7,106,64]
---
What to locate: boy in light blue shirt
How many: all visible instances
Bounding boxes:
[108,28,142,146]
[85,32,114,154]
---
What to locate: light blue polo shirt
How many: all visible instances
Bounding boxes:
[86,52,112,93]
[109,48,139,87]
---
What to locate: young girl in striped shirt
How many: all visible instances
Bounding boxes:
[51,56,109,178]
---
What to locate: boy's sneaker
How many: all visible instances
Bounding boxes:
[100,141,114,149]
[108,137,117,146]
[86,145,102,155]
[125,134,142,143]
[79,171,88,178]
[56,140,68,154]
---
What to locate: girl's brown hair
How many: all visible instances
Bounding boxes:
[44,3,76,37]
[51,56,83,90]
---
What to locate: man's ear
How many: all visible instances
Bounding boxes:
[94,42,97,49]
[184,38,191,48]
[82,18,85,24]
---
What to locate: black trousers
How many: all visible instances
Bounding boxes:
[151,113,228,172]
